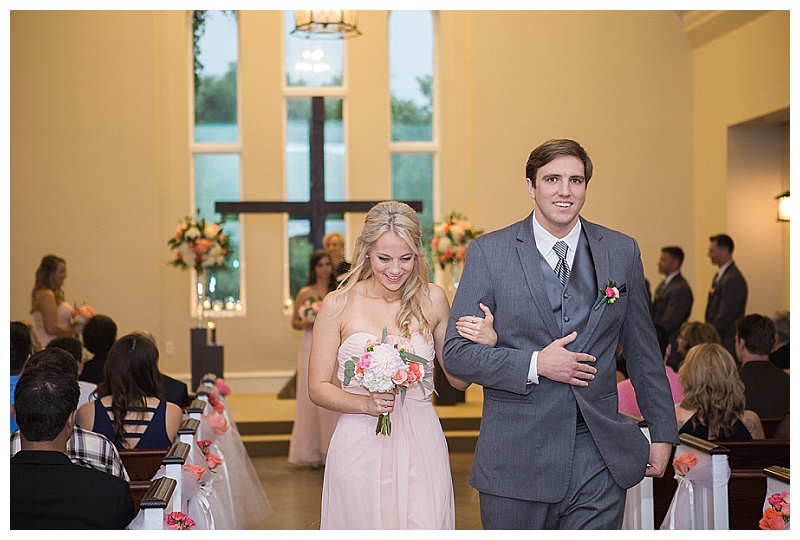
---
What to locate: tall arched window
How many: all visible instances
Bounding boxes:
[283,10,348,299]
[389,11,435,261]
[192,10,243,316]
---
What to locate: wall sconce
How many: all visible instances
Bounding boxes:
[776,191,790,222]
[291,10,361,39]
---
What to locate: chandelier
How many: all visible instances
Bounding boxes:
[291,10,361,39]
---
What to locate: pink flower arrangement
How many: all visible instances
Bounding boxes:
[168,213,232,273]
[197,439,222,473]
[207,392,225,414]
[673,452,697,476]
[71,303,96,324]
[166,511,196,530]
[298,296,324,323]
[760,491,790,530]
[430,211,483,270]
[343,327,436,436]
[205,411,229,435]
[214,377,231,396]
[183,464,207,482]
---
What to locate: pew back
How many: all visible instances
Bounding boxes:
[119,446,171,512]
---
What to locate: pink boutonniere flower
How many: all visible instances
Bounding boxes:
[593,279,621,310]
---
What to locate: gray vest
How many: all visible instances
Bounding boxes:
[538,230,597,339]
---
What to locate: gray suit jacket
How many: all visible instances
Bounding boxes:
[705,262,748,356]
[443,214,678,503]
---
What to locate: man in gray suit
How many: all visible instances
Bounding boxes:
[443,139,678,529]
[705,233,748,358]
[651,246,693,370]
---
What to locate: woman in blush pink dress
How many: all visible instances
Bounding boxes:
[30,255,82,348]
[308,202,494,529]
[288,249,340,468]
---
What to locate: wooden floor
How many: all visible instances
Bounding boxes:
[227,386,484,530]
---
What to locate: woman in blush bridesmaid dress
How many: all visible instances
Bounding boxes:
[288,250,340,468]
[307,202,494,529]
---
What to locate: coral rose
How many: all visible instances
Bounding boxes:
[673,452,697,476]
[759,507,786,530]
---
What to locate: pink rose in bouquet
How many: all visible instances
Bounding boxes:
[299,296,324,323]
[197,439,213,454]
[343,327,436,436]
[166,511,196,530]
[71,303,96,325]
[214,377,231,396]
[204,451,223,472]
[760,491,790,529]
[430,211,483,270]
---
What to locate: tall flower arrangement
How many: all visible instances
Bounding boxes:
[168,213,232,273]
[430,211,483,270]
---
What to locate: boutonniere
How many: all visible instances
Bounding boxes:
[594,279,621,310]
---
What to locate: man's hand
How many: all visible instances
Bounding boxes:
[537,332,596,386]
[644,442,673,477]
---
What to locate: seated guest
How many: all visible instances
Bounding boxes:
[669,320,720,371]
[618,323,683,417]
[79,314,117,385]
[47,336,97,408]
[736,314,791,418]
[13,343,129,479]
[133,330,189,409]
[77,333,183,449]
[676,343,764,440]
[769,311,790,371]
[11,354,135,529]
[10,321,33,433]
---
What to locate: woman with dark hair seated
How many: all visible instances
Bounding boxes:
[77,333,182,448]
[675,343,764,440]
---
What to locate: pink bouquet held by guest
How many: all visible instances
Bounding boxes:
[343,327,436,436]
[298,296,324,324]
[71,302,96,325]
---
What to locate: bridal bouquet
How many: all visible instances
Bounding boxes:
[168,213,232,273]
[71,302,96,325]
[343,327,436,436]
[298,296,324,324]
[430,211,483,270]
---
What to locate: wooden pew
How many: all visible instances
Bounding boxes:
[138,476,177,529]
[653,435,790,529]
[119,446,170,511]
[759,416,785,439]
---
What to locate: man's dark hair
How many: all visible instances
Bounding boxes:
[709,234,734,254]
[47,336,84,368]
[736,314,775,356]
[772,311,790,344]
[11,322,32,375]
[525,139,593,187]
[661,246,685,266]
[82,314,117,355]
[25,345,80,380]
[14,352,80,441]
[653,323,669,358]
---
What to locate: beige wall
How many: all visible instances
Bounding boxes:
[10,10,787,393]
[692,10,790,320]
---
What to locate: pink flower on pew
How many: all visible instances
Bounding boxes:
[183,464,207,482]
[672,452,697,476]
[760,491,790,529]
[197,439,212,454]
[166,511,196,530]
[205,411,229,435]
[204,451,223,472]
[214,377,231,396]
[208,392,225,414]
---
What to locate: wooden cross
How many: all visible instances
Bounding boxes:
[215,97,422,249]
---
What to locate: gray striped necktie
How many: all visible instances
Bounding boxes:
[553,240,570,286]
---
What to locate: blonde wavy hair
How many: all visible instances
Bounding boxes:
[334,201,432,339]
[678,343,746,439]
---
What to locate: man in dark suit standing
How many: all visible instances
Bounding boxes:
[705,233,748,357]
[651,246,693,370]
[444,139,677,529]
[11,349,135,529]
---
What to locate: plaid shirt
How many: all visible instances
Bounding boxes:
[10,425,129,481]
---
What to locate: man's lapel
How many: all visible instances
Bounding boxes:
[516,213,562,341]
[575,218,608,350]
